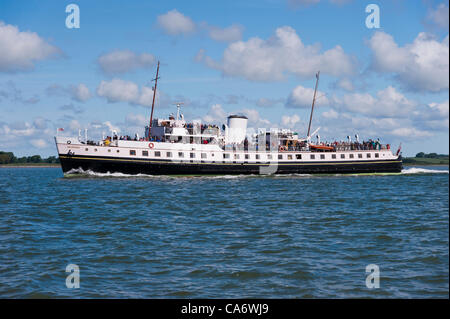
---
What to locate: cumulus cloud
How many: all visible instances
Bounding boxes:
[281,114,301,127]
[203,104,227,123]
[206,24,244,42]
[286,85,329,108]
[97,50,156,75]
[0,21,61,72]
[334,86,417,118]
[30,139,48,149]
[156,9,196,35]
[426,3,449,29]
[46,83,92,103]
[368,31,449,92]
[96,78,158,107]
[0,81,40,104]
[197,26,356,81]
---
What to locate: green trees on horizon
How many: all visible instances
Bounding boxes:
[415,152,448,159]
[0,151,59,164]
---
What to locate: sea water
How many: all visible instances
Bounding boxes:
[0,166,448,298]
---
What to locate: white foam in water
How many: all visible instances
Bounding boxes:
[401,167,449,174]
[65,168,156,178]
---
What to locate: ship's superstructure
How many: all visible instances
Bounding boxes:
[55,64,402,175]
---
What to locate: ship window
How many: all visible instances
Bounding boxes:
[296,154,302,160]
[332,154,336,159]
[235,154,239,159]
[366,153,371,158]
[142,151,148,156]
[358,153,363,158]
[375,153,379,158]
[288,155,293,160]
[267,154,273,160]
[310,154,315,160]
[223,153,230,159]
[256,154,260,160]
[278,154,283,160]
[178,152,184,158]
[85,148,89,151]
[108,149,111,153]
[349,154,354,159]
[190,153,195,158]
[341,154,345,159]
[245,154,249,160]
[166,152,172,158]
[94,148,98,152]
[155,151,161,157]
[130,150,136,156]
[320,154,325,159]
[201,153,207,159]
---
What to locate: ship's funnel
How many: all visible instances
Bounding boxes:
[226,115,248,144]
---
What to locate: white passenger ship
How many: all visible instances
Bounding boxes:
[55,63,402,175]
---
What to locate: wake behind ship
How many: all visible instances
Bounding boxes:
[55,64,402,175]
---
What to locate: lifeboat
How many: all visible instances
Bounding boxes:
[309,144,334,151]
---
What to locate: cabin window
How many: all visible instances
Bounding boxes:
[278,154,283,160]
[296,154,302,160]
[320,154,325,159]
[190,153,195,158]
[155,151,161,157]
[358,153,363,158]
[201,153,207,159]
[349,154,354,159]
[94,148,98,152]
[288,155,293,160]
[130,150,136,156]
[108,149,111,153]
[166,152,172,158]
[310,154,315,160]
[223,153,230,159]
[142,150,148,156]
[341,154,345,159]
[178,152,184,158]
[234,154,240,159]
[256,154,260,160]
[375,153,379,158]
[267,154,273,160]
[332,154,336,159]
[85,148,89,151]
[245,154,249,160]
[366,153,371,158]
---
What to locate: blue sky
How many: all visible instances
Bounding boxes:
[0,0,448,157]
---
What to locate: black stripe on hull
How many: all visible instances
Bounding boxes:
[59,155,403,175]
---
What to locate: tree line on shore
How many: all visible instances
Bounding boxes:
[0,151,59,164]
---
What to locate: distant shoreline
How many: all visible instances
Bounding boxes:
[0,164,60,168]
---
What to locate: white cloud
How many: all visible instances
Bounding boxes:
[96,78,157,107]
[286,85,329,108]
[203,104,227,123]
[281,114,300,127]
[0,21,60,72]
[70,84,91,102]
[97,50,156,75]
[156,9,196,35]
[322,109,339,119]
[426,3,449,29]
[197,26,356,81]
[369,31,449,92]
[30,139,48,149]
[207,24,244,42]
[390,127,432,138]
[334,78,354,91]
[126,113,147,127]
[335,86,417,118]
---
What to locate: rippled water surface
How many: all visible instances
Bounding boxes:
[0,166,448,298]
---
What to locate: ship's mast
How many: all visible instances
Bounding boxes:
[149,61,160,138]
[307,71,320,139]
